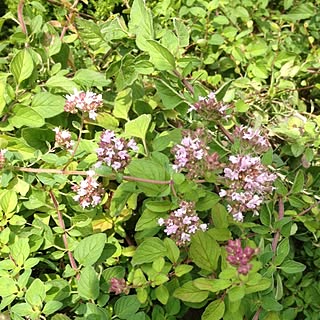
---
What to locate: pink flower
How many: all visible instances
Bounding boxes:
[226,239,257,275]
[158,201,207,246]
[53,127,74,152]
[72,170,105,208]
[64,89,103,119]
[97,130,137,171]
[220,154,276,221]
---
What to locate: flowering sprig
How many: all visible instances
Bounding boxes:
[96,130,138,171]
[219,155,277,221]
[53,127,75,152]
[72,170,105,208]
[188,91,231,120]
[226,239,257,275]
[0,149,7,169]
[158,201,207,247]
[172,129,220,179]
[64,89,103,120]
[233,126,271,153]
[109,278,129,295]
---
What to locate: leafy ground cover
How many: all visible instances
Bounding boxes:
[0,0,320,319]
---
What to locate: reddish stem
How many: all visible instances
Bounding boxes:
[272,197,284,254]
[17,0,27,35]
[253,307,262,320]
[49,190,79,279]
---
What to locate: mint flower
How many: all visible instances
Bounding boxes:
[234,126,271,153]
[72,170,105,208]
[53,127,75,152]
[226,239,257,275]
[188,91,231,120]
[172,129,220,178]
[109,278,129,295]
[0,149,7,169]
[64,89,103,120]
[219,155,276,221]
[96,130,138,171]
[158,201,207,247]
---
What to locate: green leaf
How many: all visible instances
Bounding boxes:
[245,278,271,294]
[74,233,106,266]
[261,295,283,311]
[174,264,193,277]
[274,238,290,266]
[128,0,154,51]
[77,266,100,300]
[284,3,315,21]
[95,112,119,129]
[228,285,245,302]
[25,279,45,308]
[132,237,167,266]
[173,281,209,303]
[147,40,176,71]
[279,260,306,274]
[193,278,231,293]
[113,88,132,120]
[31,92,65,118]
[189,232,220,271]
[207,228,231,241]
[9,105,44,128]
[127,159,169,196]
[22,128,55,152]
[74,69,111,87]
[114,295,141,319]
[155,79,184,110]
[9,237,30,266]
[42,301,63,316]
[0,189,17,215]
[201,300,225,320]
[125,114,151,141]
[11,303,35,317]
[46,75,79,93]
[155,285,169,305]
[290,170,304,194]
[173,19,189,47]
[211,203,229,228]
[163,238,180,264]
[275,273,283,300]
[0,278,18,297]
[10,49,34,84]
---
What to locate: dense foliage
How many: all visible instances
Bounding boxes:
[0,0,320,319]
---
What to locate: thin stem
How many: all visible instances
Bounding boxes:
[14,166,172,185]
[60,0,79,40]
[173,70,194,95]
[217,123,234,143]
[252,307,262,320]
[272,197,284,255]
[170,179,178,198]
[63,116,84,170]
[17,0,28,46]
[49,190,79,279]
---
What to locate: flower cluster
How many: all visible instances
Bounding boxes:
[96,130,138,171]
[219,155,277,221]
[158,201,207,247]
[109,278,129,295]
[172,129,220,178]
[226,239,257,275]
[53,127,74,152]
[72,170,105,208]
[233,126,271,153]
[64,89,103,120]
[0,149,7,169]
[188,91,231,120]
